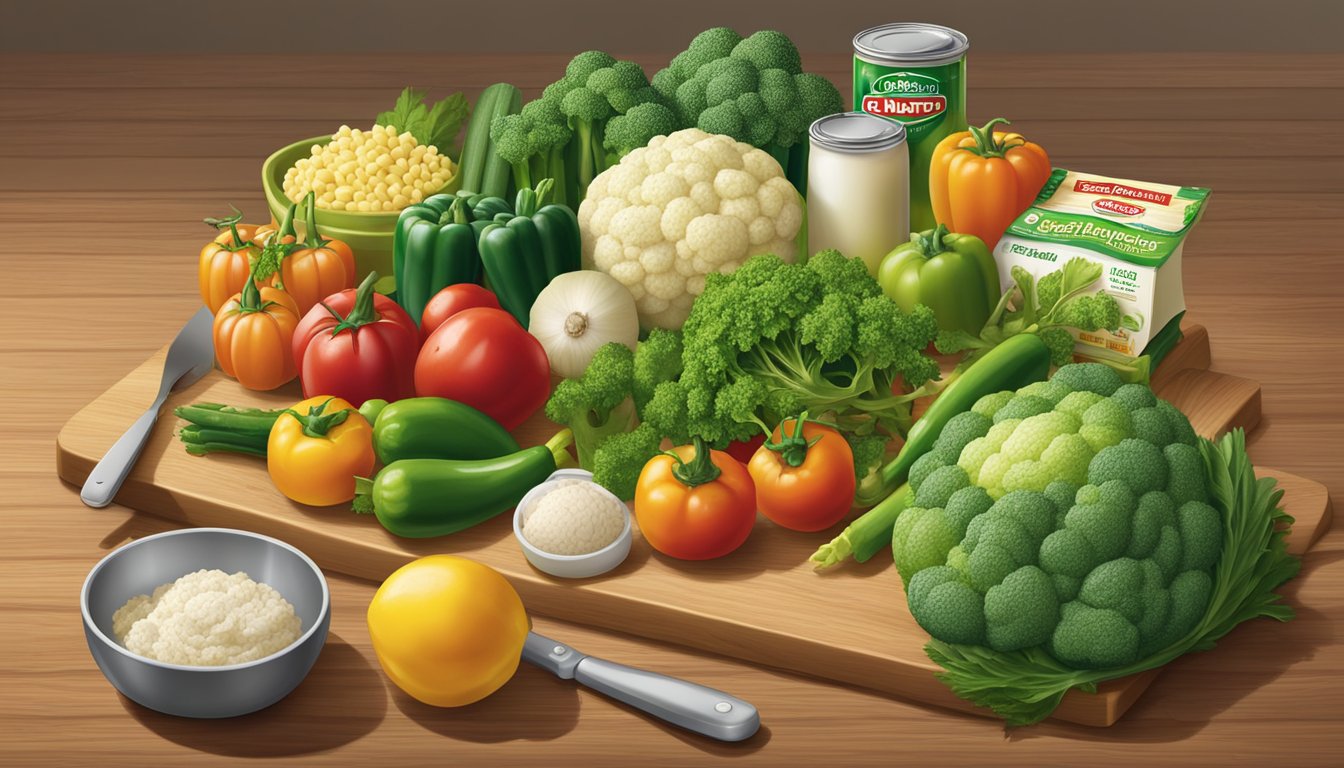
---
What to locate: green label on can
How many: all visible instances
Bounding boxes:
[854,57,967,230]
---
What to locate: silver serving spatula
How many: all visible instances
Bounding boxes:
[522,631,760,742]
[80,307,216,508]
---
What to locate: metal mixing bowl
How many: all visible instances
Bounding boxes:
[80,527,331,718]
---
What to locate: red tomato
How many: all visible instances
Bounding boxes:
[420,284,501,342]
[747,418,855,532]
[414,307,550,430]
[293,273,420,406]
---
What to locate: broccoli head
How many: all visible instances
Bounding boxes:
[896,363,1226,667]
[676,251,938,454]
[653,27,842,194]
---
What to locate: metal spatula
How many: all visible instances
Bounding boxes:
[80,307,216,508]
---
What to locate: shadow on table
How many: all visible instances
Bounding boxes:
[123,635,386,757]
[392,661,579,742]
[1008,567,1337,744]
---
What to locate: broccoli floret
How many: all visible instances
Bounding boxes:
[914,465,970,509]
[892,507,961,588]
[603,102,679,158]
[590,422,661,501]
[1052,362,1124,397]
[490,100,572,200]
[907,567,986,646]
[631,328,684,411]
[544,342,636,469]
[730,30,802,74]
[565,50,618,84]
[984,565,1059,651]
[1089,438,1168,495]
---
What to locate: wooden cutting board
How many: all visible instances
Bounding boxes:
[55,322,1332,727]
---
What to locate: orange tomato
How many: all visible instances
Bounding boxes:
[199,208,266,313]
[255,192,356,315]
[212,278,300,391]
[267,396,375,506]
[928,117,1052,249]
[747,418,855,532]
[634,438,756,560]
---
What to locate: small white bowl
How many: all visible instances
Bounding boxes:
[513,469,632,579]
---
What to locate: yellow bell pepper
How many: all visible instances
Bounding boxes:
[266,396,375,506]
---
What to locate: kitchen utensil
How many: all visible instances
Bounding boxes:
[514,469,632,579]
[262,136,460,283]
[522,631,760,742]
[80,306,215,508]
[81,527,330,718]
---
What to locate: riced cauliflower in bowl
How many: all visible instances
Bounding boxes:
[514,469,633,579]
[112,569,302,667]
[81,528,330,718]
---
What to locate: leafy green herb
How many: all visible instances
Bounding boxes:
[375,87,471,158]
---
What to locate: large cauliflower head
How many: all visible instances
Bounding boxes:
[893,363,1221,670]
[578,128,803,330]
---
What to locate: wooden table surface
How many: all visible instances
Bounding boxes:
[1,52,1341,767]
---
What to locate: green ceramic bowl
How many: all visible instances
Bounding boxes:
[261,136,459,287]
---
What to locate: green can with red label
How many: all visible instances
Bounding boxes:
[853,23,969,231]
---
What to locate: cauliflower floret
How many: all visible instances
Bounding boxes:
[608,206,662,247]
[714,168,758,200]
[719,196,760,224]
[685,215,749,266]
[580,128,802,329]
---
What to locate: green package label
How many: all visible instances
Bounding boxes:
[854,58,967,231]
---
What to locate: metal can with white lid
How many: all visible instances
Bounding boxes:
[806,112,909,274]
[853,23,969,231]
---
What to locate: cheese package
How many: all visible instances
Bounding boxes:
[993,168,1211,366]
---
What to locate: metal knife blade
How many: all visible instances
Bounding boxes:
[522,631,760,742]
[80,306,216,508]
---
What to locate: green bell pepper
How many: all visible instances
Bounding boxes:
[478,178,581,329]
[877,225,1001,336]
[392,192,510,326]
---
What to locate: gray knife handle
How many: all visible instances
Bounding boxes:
[574,656,760,742]
[80,405,160,508]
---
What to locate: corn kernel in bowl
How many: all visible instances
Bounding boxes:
[281,124,454,212]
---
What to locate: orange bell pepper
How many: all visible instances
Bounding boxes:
[929,117,1052,250]
[254,191,357,316]
[199,206,266,313]
[213,263,301,391]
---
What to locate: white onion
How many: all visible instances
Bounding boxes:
[529,271,640,379]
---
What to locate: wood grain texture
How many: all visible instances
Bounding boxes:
[3,52,1344,766]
